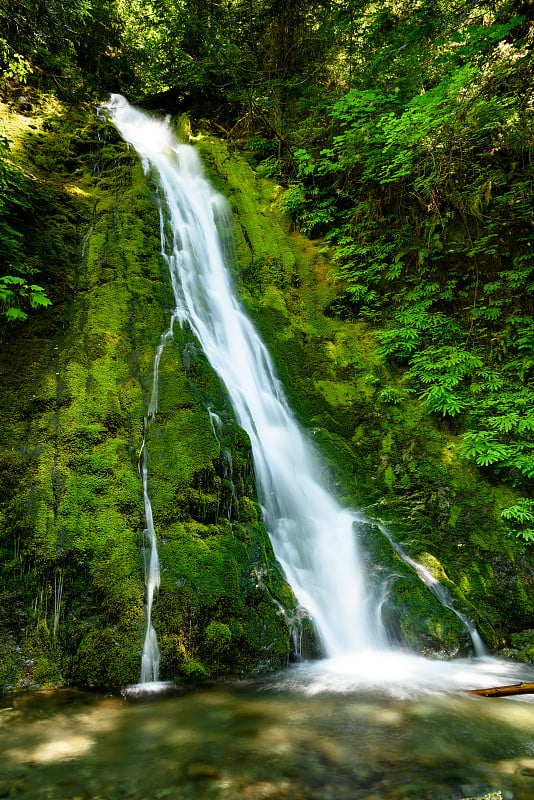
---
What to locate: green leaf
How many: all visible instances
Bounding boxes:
[0,275,26,285]
[460,431,512,466]
[4,306,29,321]
[501,499,534,524]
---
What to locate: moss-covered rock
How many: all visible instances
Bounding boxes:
[0,101,164,690]
[0,99,296,692]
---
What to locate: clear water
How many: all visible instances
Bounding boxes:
[2,672,534,800]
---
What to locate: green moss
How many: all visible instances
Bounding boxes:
[384,465,396,492]
[381,431,394,454]
[361,524,470,653]
[0,101,170,690]
[204,621,232,659]
[313,379,358,408]
[180,661,210,680]
[73,627,141,687]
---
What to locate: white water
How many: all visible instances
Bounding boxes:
[104,93,379,660]
[138,312,182,682]
[139,421,161,683]
[102,95,534,694]
[374,519,487,657]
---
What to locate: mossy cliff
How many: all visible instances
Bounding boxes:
[0,96,532,693]
[0,98,295,693]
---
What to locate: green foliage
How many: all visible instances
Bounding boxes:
[501,498,534,543]
[0,0,89,77]
[407,347,483,416]
[0,40,31,82]
[461,430,513,467]
[0,0,123,94]
[116,0,341,137]
[0,135,51,322]
[280,183,336,235]
[275,0,533,504]
[377,386,405,406]
[0,276,51,321]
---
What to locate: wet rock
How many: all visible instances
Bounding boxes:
[184,762,220,779]
[241,781,293,799]
[506,630,534,662]
[510,629,534,648]
[497,643,534,664]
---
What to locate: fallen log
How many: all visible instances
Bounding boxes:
[462,681,534,698]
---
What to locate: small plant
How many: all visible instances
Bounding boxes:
[378,386,405,405]
[0,136,51,322]
[460,430,512,467]
[0,276,51,321]
[407,346,483,416]
[501,498,534,542]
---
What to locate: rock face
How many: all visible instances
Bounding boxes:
[0,99,532,692]
[0,105,295,691]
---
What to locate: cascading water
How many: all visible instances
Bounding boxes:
[103,95,505,692]
[137,320,178,683]
[372,518,487,657]
[139,436,160,683]
[104,93,384,663]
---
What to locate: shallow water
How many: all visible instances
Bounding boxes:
[2,659,534,800]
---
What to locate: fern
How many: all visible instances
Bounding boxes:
[510,453,534,481]
[378,386,405,405]
[501,498,534,543]
[460,431,513,466]
[405,346,483,416]
[420,385,467,416]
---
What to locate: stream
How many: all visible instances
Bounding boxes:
[2,663,534,800]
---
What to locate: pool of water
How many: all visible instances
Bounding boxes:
[2,658,534,800]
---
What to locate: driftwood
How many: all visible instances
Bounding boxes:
[462,681,534,698]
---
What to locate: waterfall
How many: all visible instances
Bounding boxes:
[374,521,487,657]
[103,93,384,662]
[103,96,490,679]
